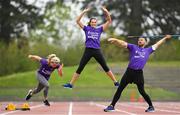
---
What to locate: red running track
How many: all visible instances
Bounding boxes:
[1,102,180,115]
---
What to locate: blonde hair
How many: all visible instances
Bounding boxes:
[47,54,56,60]
[47,54,56,65]
[51,57,60,63]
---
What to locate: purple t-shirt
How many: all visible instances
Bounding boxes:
[83,26,103,49]
[38,58,60,80]
[127,44,155,70]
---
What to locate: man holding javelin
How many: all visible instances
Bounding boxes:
[104,35,171,112]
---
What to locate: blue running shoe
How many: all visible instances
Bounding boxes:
[114,82,120,87]
[145,106,155,112]
[104,105,115,112]
[63,83,73,89]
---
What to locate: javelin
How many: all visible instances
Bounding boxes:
[127,35,180,39]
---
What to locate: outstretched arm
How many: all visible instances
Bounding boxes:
[102,6,112,31]
[76,8,90,29]
[152,35,171,50]
[28,55,42,61]
[108,38,128,48]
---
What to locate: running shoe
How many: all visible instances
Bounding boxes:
[25,89,33,101]
[104,105,115,112]
[63,83,73,89]
[145,106,155,112]
[114,82,120,87]
[43,100,50,106]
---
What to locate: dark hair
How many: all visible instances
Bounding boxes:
[88,18,97,26]
[139,36,147,42]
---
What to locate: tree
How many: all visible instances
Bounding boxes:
[80,0,180,37]
[30,1,70,44]
[0,0,42,44]
[30,1,84,48]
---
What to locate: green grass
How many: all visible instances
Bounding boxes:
[0,62,180,101]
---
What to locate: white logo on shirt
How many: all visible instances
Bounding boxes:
[134,50,145,58]
[87,31,99,39]
[42,68,51,75]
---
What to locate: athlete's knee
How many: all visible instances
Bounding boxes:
[44,83,49,89]
[33,88,41,94]
[44,87,49,93]
[46,84,49,89]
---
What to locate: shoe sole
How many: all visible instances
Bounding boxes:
[104,109,115,112]
[145,110,155,112]
[63,87,73,89]
[44,104,50,106]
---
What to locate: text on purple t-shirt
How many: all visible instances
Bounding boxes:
[127,43,154,70]
[83,26,103,49]
[38,58,60,80]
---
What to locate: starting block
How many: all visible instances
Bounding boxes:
[21,103,30,110]
[5,103,16,111]
[5,103,30,111]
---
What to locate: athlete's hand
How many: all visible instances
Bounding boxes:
[108,38,116,43]
[165,35,171,40]
[28,55,32,59]
[83,7,90,13]
[101,6,108,12]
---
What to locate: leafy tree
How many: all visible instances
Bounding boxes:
[0,0,42,44]
[30,1,71,46]
[80,0,180,37]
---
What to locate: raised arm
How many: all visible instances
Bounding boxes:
[28,55,42,61]
[76,8,90,29]
[108,38,128,48]
[152,35,171,50]
[102,6,112,31]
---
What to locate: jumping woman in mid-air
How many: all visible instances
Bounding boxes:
[25,54,63,106]
[104,35,171,112]
[63,6,119,89]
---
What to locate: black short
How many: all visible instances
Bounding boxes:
[121,68,144,84]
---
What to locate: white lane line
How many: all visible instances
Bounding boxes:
[0,104,44,115]
[120,103,180,114]
[90,102,137,115]
[68,102,73,115]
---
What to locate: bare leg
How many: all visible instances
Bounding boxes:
[106,70,118,82]
[70,73,80,85]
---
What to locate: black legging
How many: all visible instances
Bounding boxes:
[76,48,110,74]
[110,68,153,107]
